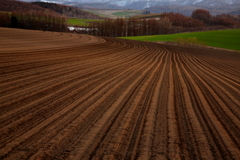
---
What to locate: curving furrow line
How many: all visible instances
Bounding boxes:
[0,32,159,159]
[0,28,239,160]
[170,47,240,160]
[29,39,161,160]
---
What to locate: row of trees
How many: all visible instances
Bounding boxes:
[162,12,205,28]
[71,9,240,37]
[0,11,67,32]
[0,0,59,16]
[0,0,103,22]
[192,9,240,26]
[74,18,172,37]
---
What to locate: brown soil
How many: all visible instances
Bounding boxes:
[0,27,240,160]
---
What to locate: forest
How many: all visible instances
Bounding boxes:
[73,9,240,37]
[0,0,59,15]
[0,0,103,32]
[0,0,240,36]
[0,11,67,32]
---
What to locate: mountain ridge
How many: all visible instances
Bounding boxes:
[18,0,240,15]
[18,0,240,7]
[111,0,240,8]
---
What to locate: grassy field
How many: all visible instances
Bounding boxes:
[68,18,100,26]
[120,29,240,51]
[112,10,143,17]
[83,9,144,18]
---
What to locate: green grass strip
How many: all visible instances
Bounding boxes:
[68,18,100,26]
[119,29,240,51]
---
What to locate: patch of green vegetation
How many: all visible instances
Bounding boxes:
[83,9,144,18]
[112,10,142,17]
[68,18,100,26]
[112,11,131,16]
[174,37,206,46]
[120,29,240,51]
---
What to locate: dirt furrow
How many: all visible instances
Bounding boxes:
[178,52,240,147]
[0,40,147,112]
[0,43,152,147]
[182,53,240,116]
[0,28,239,160]
[171,53,200,160]
[59,42,161,160]
[174,52,214,160]
[133,51,168,160]
[0,44,152,159]
[27,44,159,159]
[175,53,240,159]
[151,53,170,160]
[2,61,146,159]
[167,53,182,160]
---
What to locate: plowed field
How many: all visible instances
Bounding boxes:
[0,27,240,160]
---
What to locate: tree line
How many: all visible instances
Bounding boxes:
[71,9,240,37]
[0,0,103,21]
[86,18,168,37]
[71,17,175,37]
[0,0,59,16]
[0,11,67,32]
[192,9,240,27]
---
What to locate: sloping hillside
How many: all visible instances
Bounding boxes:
[0,27,240,160]
[32,2,104,19]
[0,0,59,15]
[145,5,232,16]
[0,0,104,19]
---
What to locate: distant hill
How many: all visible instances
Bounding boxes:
[74,3,126,10]
[227,9,240,16]
[18,0,240,7]
[0,0,104,19]
[18,0,240,16]
[0,0,59,15]
[144,5,226,16]
[32,2,103,19]
[147,4,240,16]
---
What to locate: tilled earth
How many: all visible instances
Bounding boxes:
[0,27,240,160]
